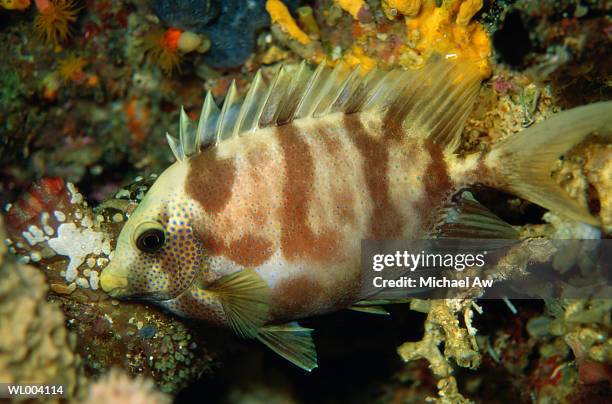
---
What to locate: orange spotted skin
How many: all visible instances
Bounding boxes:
[180,112,460,322]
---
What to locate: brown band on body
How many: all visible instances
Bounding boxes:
[314,123,358,225]
[272,274,325,319]
[226,235,274,267]
[343,114,404,238]
[186,148,275,267]
[197,227,274,267]
[272,270,359,320]
[185,149,236,214]
[276,123,340,262]
[413,139,454,230]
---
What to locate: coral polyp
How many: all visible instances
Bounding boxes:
[33,0,80,46]
[58,54,87,82]
[140,27,183,74]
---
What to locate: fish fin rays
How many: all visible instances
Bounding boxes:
[257,322,318,372]
[216,80,240,144]
[205,270,317,371]
[433,191,519,239]
[486,101,612,225]
[348,305,390,315]
[167,55,482,161]
[166,133,184,162]
[382,54,481,152]
[206,268,270,339]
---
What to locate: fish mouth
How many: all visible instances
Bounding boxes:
[100,271,128,297]
[100,262,129,297]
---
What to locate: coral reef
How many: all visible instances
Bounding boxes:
[0,216,83,400]
[4,177,220,394]
[0,0,610,402]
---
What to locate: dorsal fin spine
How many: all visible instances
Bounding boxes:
[252,67,282,131]
[256,65,285,129]
[315,63,357,117]
[234,70,266,137]
[196,91,218,150]
[363,70,402,111]
[329,66,365,114]
[166,133,184,162]
[277,61,310,125]
[216,81,239,145]
[294,61,328,119]
[344,68,383,114]
[179,106,197,157]
[168,56,482,161]
[312,62,349,118]
[264,67,293,127]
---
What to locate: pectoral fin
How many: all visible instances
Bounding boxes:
[206,268,270,339]
[256,323,318,372]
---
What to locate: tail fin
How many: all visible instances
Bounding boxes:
[485,101,611,225]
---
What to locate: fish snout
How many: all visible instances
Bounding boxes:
[100,263,129,297]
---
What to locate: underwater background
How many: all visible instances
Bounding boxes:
[0,0,610,403]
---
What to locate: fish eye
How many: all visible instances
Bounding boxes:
[134,222,166,253]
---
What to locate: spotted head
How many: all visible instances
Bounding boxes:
[100,162,205,301]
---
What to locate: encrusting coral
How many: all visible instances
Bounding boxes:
[267,0,490,76]
[387,0,491,76]
[266,0,311,45]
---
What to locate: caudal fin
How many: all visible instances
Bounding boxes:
[485,101,611,225]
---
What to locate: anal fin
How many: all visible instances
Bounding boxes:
[256,322,318,372]
[433,191,519,239]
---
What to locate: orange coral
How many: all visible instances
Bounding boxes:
[125,98,151,142]
[266,0,311,45]
[58,54,87,82]
[401,0,491,77]
[335,0,368,20]
[33,0,80,46]
[140,27,183,74]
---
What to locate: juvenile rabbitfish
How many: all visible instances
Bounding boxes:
[100,56,612,370]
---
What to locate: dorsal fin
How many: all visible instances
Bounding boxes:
[166,56,481,162]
